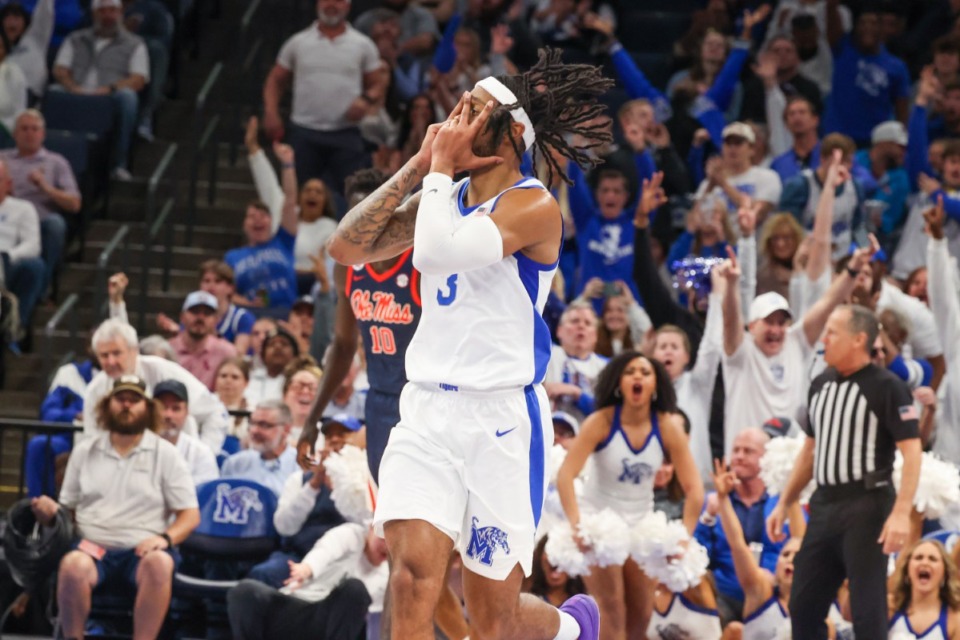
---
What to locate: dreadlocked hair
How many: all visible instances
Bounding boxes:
[495,48,614,186]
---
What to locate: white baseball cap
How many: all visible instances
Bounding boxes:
[748,292,792,323]
[182,290,218,312]
[871,121,907,146]
[722,122,756,144]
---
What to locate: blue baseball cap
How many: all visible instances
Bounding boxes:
[321,413,362,435]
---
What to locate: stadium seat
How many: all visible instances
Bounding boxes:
[43,129,91,188]
[621,0,704,13]
[41,92,116,138]
[618,12,691,54]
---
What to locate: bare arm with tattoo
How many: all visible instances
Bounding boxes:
[328,120,447,265]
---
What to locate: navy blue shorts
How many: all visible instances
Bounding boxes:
[72,540,180,591]
[364,389,400,484]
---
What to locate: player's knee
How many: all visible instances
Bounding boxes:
[389,560,439,604]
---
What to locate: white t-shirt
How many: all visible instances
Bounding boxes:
[544,345,609,422]
[55,37,150,90]
[277,23,381,131]
[877,280,943,359]
[722,323,814,454]
[694,166,783,226]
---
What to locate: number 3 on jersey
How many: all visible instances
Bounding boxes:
[369,327,396,355]
[437,274,458,306]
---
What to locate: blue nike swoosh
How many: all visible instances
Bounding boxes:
[495,427,518,437]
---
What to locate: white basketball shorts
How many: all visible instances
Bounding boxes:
[374,381,552,580]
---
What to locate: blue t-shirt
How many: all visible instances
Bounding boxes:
[224,228,298,308]
[770,142,821,184]
[217,304,255,343]
[824,35,910,143]
[576,211,640,304]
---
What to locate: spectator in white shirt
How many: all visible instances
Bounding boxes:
[154,378,219,486]
[717,236,880,454]
[227,522,388,640]
[543,301,608,423]
[51,0,149,180]
[0,32,27,143]
[695,122,783,224]
[83,318,229,453]
[0,159,44,329]
[0,0,54,97]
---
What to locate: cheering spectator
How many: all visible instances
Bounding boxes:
[756,213,805,300]
[281,356,324,446]
[154,379,219,485]
[356,0,438,58]
[822,0,910,145]
[544,301,607,423]
[52,0,149,180]
[245,118,338,296]
[31,375,199,640]
[0,0,54,97]
[0,158,43,331]
[221,399,299,496]
[168,291,238,391]
[245,327,299,407]
[1,110,82,297]
[83,318,229,453]
[855,121,910,237]
[225,143,299,311]
[717,234,879,452]
[742,37,822,127]
[694,122,783,222]
[213,357,251,441]
[767,94,821,183]
[198,260,255,355]
[262,0,385,193]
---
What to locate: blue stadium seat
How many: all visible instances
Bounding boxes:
[41,92,115,138]
[43,129,91,185]
[618,12,691,54]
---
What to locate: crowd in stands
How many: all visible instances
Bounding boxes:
[5,0,960,638]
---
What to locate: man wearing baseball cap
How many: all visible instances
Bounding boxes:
[716,233,879,453]
[154,379,219,486]
[51,0,150,180]
[693,121,783,224]
[169,291,237,391]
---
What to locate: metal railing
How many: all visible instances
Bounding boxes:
[92,224,130,322]
[0,420,82,506]
[42,293,80,383]
[136,196,177,336]
[187,62,223,245]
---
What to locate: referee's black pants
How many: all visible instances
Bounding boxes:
[790,484,893,640]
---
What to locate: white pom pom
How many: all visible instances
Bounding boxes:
[630,511,689,565]
[642,539,710,593]
[324,445,376,524]
[544,521,591,577]
[549,445,568,485]
[760,436,816,503]
[578,509,632,568]
[894,451,960,520]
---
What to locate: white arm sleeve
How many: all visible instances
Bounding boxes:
[248,149,285,229]
[412,173,504,275]
[766,84,791,158]
[738,236,757,319]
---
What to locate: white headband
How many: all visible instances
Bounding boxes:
[476,77,536,152]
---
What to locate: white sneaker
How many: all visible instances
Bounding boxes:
[137,123,155,142]
[111,167,133,181]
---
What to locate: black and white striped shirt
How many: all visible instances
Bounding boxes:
[802,364,918,487]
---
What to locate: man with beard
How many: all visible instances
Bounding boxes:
[168,291,237,391]
[83,318,229,453]
[221,399,299,496]
[155,379,219,486]
[262,0,386,193]
[51,0,149,181]
[31,375,200,640]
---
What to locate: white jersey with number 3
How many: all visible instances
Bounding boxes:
[405,176,557,391]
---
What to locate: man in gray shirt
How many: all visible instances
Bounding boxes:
[52,0,149,180]
[0,109,81,296]
[262,0,386,194]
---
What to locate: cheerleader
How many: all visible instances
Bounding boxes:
[557,351,703,639]
[888,539,960,639]
[650,577,722,639]
[713,461,807,640]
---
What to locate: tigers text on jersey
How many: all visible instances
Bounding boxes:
[346,248,421,395]
[405,177,557,391]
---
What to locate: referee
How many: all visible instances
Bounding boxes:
[766,304,921,639]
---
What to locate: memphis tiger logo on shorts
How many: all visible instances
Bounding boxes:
[466,516,510,566]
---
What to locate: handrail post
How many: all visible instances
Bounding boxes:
[43,293,79,382]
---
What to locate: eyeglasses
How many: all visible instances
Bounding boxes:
[249,420,280,430]
[871,347,885,357]
[288,381,318,393]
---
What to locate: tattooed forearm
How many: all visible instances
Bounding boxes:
[370,198,420,253]
[335,161,424,250]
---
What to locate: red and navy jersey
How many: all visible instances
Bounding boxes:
[346,249,421,395]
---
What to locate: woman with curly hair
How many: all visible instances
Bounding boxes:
[889,538,960,639]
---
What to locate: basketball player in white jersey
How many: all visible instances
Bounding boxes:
[327,49,614,640]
